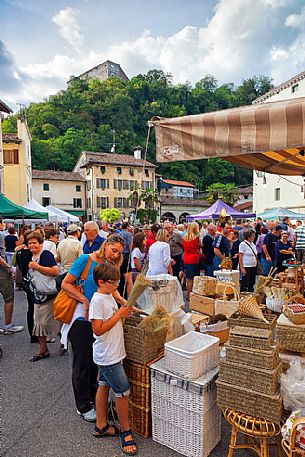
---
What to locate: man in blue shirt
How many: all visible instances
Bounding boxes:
[83,221,105,254]
[120,222,133,260]
[213,222,232,270]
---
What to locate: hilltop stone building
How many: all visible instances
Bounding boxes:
[75,60,129,83]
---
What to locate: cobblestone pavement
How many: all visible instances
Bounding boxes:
[1,290,278,457]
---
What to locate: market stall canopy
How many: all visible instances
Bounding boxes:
[150,97,305,176]
[257,207,305,220]
[25,199,59,222]
[186,199,256,221]
[0,194,48,219]
[46,205,79,222]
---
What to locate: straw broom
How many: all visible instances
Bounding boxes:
[126,274,152,308]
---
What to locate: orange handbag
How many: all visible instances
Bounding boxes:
[54,257,92,324]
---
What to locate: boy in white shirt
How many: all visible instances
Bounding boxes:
[89,262,137,456]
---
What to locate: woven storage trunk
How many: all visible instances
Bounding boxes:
[225,344,279,370]
[276,324,305,353]
[164,331,219,380]
[123,356,163,438]
[214,270,240,292]
[190,292,220,316]
[229,326,273,350]
[219,360,281,395]
[193,276,217,297]
[228,313,277,330]
[123,316,167,364]
[216,379,283,423]
[151,360,221,457]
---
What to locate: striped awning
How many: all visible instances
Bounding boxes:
[150,97,305,176]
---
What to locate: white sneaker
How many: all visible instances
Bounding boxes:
[77,408,96,422]
[0,325,24,335]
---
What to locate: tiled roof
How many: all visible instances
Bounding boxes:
[161,197,209,206]
[2,133,22,144]
[32,170,86,182]
[234,201,253,211]
[82,151,156,168]
[253,70,305,104]
[162,179,195,187]
[238,186,253,195]
[0,99,12,114]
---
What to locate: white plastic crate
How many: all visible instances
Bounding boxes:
[151,359,221,457]
[164,331,219,380]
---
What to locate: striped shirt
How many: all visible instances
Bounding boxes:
[295,225,305,249]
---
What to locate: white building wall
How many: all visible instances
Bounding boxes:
[253,75,305,214]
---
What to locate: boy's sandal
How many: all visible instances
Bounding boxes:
[120,429,138,455]
[93,423,120,438]
[29,351,50,362]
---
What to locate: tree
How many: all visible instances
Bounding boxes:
[99,208,121,223]
[206,182,239,206]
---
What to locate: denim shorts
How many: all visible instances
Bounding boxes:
[184,263,200,280]
[97,361,130,397]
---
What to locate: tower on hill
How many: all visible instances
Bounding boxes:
[73,60,129,83]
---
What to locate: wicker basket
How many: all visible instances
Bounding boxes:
[276,324,305,353]
[214,286,240,318]
[123,356,163,438]
[229,326,273,350]
[190,292,221,316]
[225,344,279,370]
[151,359,221,457]
[191,312,210,331]
[200,321,229,344]
[219,360,281,395]
[266,297,286,313]
[146,279,178,314]
[216,379,283,423]
[228,313,277,330]
[123,316,167,364]
[240,292,262,305]
[164,331,219,380]
[216,281,235,295]
[193,276,216,297]
[283,295,305,324]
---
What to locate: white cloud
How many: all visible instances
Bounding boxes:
[285,6,305,28]
[52,7,83,48]
[3,0,305,106]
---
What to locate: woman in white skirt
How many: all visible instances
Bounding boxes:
[27,232,59,362]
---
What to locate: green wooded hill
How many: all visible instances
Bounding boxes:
[3,70,273,189]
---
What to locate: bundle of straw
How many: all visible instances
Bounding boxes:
[126,274,152,308]
[255,267,277,294]
[138,305,170,335]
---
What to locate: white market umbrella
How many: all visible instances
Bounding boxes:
[25,199,59,222]
[46,205,79,222]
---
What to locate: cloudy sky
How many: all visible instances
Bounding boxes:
[1,0,305,110]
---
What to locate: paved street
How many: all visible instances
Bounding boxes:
[1,290,277,457]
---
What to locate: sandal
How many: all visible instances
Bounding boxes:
[120,429,138,455]
[29,351,50,362]
[93,423,120,438]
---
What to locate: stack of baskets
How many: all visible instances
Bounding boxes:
[123,315,168,437]
[151,331,221,457]
[216,313,283,423]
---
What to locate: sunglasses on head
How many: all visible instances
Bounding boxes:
[106,235,125,245]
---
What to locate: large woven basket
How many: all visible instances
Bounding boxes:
[164,332,219,380]
[123,316,167,364]
[193,276,216,297]
[219,360,281,395]
[229,326,273,350]
[266,297,286,313]
[123,356,163,438]
[283,295,305,325]
[276,324,305,353]
[225,344,279,370]
[190,292,220,316]
[216,379,283,423]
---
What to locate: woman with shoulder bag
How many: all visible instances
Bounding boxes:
[238,229,258,293]
[61,234,127,423]
[27,232,60,361]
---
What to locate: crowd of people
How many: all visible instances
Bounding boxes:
[1,214,305,454]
